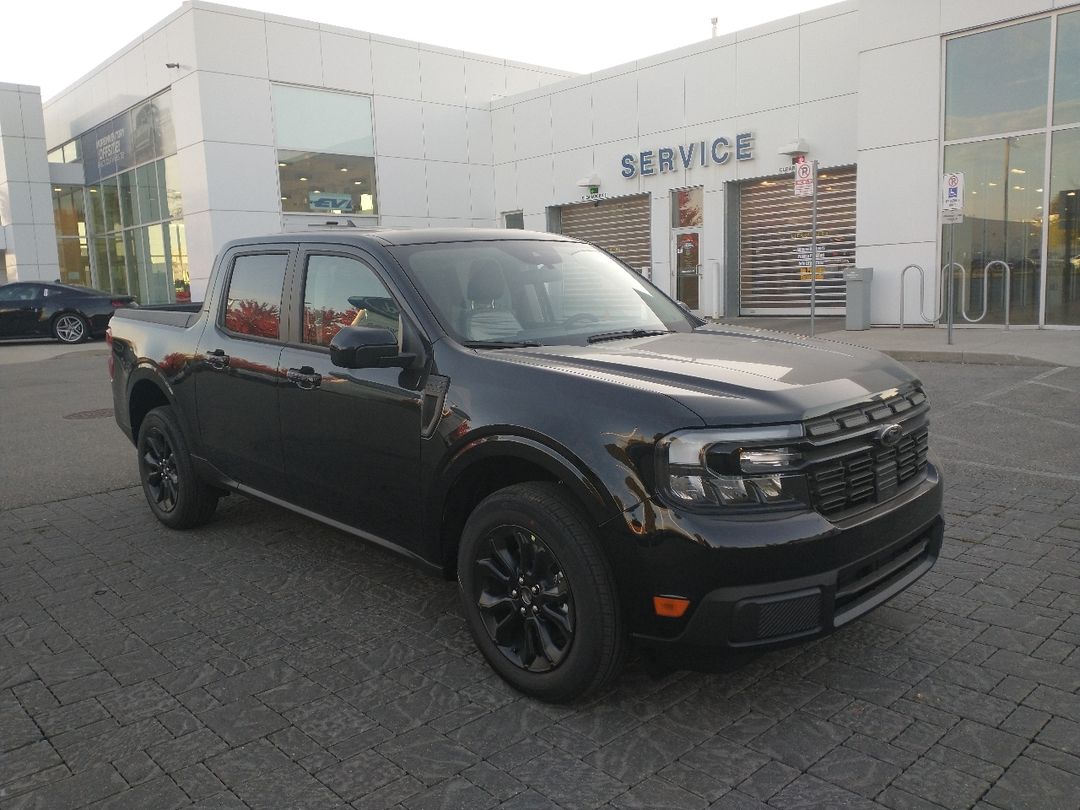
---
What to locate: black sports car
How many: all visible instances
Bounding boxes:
[0,281,136,344]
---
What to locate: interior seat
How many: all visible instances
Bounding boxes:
[463,259,522,341]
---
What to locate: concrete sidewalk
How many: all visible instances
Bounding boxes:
[716,317,1080,367]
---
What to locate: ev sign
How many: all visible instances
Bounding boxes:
[942,172,964,224]
[794,158,815,197]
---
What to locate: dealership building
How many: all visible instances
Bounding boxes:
[0,0,1077,327]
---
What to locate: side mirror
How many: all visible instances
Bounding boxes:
[330,326,414,369]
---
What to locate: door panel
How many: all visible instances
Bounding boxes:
[279,251,423,548]
[0,286,44,336]
[194,251,290,494]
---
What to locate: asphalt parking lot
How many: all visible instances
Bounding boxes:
[2,343,1079,810]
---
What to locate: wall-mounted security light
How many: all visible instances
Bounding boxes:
[777,139,809,156]
[577,172,602,196]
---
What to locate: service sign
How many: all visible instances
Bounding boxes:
[942,172,964,224]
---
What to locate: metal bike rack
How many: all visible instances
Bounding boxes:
[983,260,1012,329]
[898,264,943,328]
[954,259,1012,328]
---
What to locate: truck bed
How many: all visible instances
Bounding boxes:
[113,303,204,330]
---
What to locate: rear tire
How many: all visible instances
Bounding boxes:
[137,406,219,529]
[52,313,89,344]
[458,482,627,702]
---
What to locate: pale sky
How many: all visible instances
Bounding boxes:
[2,0,837,100]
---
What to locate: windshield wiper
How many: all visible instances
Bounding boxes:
[586,328,673,344]
[463,340,543,349]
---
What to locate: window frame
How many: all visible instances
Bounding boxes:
[215,249,295,345]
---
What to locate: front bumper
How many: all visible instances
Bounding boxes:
[608,463,943,657]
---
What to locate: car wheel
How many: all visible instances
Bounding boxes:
[137,406,219,529]
[458,482,627,702]
[52,313,89,344]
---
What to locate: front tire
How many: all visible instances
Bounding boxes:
[137,406,219,529]
[52,313,89,344]
[458,482,627,702]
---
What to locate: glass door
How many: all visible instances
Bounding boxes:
[672,187,704,311]
[673,230,701,310]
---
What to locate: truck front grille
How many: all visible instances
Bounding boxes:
[807,428,929,515]
[801,385,931,517]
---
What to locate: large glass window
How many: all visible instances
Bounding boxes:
[945,18,1051,140]
[272,85,378,216]
[302,255,399,347]
[1055,12,1080,125]
[52,185,90,286]
[223,254,288,339]
[943,135,1045,325]
[278,151,376,215]
[1047,128,1080,325]
[942,11,1080,327]
[62,90,185,305]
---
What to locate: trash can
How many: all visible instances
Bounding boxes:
[845,267,873,331]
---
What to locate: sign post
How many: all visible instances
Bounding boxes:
[794,157,818,336]
[941,172,964,346]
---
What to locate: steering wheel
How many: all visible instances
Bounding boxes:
[563,312,601,328]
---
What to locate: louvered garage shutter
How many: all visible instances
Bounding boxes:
[739,166,856,315]
[558,194,651,271]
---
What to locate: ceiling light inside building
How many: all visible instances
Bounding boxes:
[300,177,308,181]
[278,162,286,167]
[340,167,348,172]
[1010,168,1026,174]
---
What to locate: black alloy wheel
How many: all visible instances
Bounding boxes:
[141,425,180,513]
[458,482,627,702]
[136,406,219,529]
[473,526,575,672]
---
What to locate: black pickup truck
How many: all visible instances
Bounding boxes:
[108,229,943,702]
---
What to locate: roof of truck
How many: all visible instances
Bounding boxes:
[221,228,574,250]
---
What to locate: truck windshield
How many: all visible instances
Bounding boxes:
[390,240,693,346]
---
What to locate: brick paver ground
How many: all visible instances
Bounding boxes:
[2,363,1079,809]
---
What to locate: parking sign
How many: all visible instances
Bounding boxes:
[794,159,815,198]
[942,172,964,223]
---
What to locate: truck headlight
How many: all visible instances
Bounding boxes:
[656,425,807,509]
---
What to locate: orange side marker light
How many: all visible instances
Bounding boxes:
[653,595,690,618]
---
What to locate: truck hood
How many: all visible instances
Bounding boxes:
[493,326,920,425]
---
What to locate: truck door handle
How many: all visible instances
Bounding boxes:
[205,349,229,369]
[286,366,322,390]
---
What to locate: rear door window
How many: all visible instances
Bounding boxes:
[221,254,289,339]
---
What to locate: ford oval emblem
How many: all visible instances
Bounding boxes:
[878,424,903,447]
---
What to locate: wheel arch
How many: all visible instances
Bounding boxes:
[432,435,620,578]
[126,369,197,448]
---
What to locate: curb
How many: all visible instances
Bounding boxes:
[881,350,1057,367]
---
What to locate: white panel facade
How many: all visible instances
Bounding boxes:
[20,0,1074,326]
[735,28,799,115]
[370,41,422,100]
[266,20,323,86]
[319,32,374,95]
[0,84,58,282]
